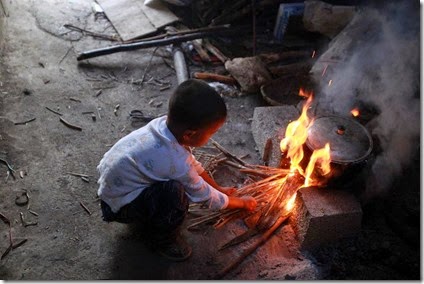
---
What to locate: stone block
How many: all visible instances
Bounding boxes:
[251,105,299,167]
[303,0,356,39]
[225,56,272,92]
[290,186,362,249]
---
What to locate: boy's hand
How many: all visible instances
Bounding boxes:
[218,186,237,196]
[241,196,257,211]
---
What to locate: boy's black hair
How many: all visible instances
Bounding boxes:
[168,79,227,130]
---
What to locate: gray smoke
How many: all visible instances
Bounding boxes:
[313,3,420,200]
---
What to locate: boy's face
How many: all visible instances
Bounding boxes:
[181,119,225,147]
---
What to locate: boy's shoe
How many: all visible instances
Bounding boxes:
[156,235,192,262]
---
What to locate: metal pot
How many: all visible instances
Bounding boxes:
[305,115,373,186]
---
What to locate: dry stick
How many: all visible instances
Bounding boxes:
[211,140,248,167]
[12,239,27,250]
[45,106,63,116]
[122,24,231,44]
[58,45,74,65]
[0,212,13,260]
[67,172,92,178]
[215,213,290,279]
[193,72,237,85]
[202,40,228,63]
[79,201,92,215]
[262,138,273,166]
[187,212,223,229]
[60,117,82,131]
[0,157,16,178]
[222,160,246,170]
[0,0,8,17]
[14,118,36,125]
[63,24,119,41]
[138,47,158,86]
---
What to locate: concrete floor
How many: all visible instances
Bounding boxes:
[0,0,320,280]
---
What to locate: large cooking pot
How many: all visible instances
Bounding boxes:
[305,115,373,186]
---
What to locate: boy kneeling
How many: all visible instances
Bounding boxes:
[97,79,256,261]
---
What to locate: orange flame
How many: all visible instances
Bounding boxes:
[280,90,314,174]
[284,193,297,211]
[304,143,331,186]
[298,87,311,98]
[277,88,332,213]
[351,108,360,117]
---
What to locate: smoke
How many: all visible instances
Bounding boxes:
[313,2,420,200]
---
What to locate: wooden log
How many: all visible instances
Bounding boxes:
[193,72,237,85]
[192,39,211,62]
[202,40,229,63]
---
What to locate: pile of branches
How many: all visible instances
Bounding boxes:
[191,140,305,277]
[191,140,304,242]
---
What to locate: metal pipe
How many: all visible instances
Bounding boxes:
[172,45,188,84]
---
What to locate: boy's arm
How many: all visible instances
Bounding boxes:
[199,171,256,211]
[199,171,237,196]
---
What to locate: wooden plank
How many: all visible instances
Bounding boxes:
[97,0,179,41]
[141,1,179,29]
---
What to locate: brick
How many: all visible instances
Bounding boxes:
[290,186,362,249]
[251,106,299,167]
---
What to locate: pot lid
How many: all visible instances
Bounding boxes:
[306,116,373,164]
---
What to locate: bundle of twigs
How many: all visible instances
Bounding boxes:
[190,140,306,278]
[189,140,304,244]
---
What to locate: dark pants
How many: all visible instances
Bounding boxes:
[100,180,189,246]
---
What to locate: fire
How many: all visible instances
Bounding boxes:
[351,108,360,117]
[284,193,297,211]
[278,88,332,211]
[304,143,331,186]
[280,90,314,174]
[298,87,311,98]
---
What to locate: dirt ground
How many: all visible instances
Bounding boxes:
[0,0,420,280]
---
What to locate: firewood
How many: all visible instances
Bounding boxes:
[193,72,237,85]
[262,138,273,166]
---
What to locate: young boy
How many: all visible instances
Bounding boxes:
[97,79,257,261]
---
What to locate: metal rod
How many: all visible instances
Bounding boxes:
[172,45,188,84]
[77,28,237,61]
